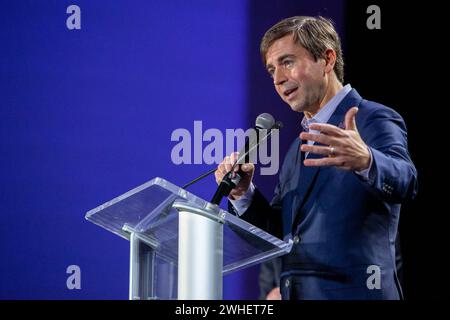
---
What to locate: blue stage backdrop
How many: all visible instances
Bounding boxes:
[0,0,344,299]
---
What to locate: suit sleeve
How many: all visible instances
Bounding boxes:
[228,186,283,238]
[358,106,418,203]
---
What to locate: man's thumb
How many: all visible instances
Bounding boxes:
[345,107,359,131]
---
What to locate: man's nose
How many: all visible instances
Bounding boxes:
[273,68,287,86]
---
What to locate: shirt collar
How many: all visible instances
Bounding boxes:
[301,84,352,131]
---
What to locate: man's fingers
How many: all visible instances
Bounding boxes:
[241,163,254,173]
[223,156,234,172]
[299,132,339,146]
[230,152,239,163]
[215,163,226,180]
[307,123,345,137]
[229,152,241,172]
[301,144,336,156]
[219,153,254,180]
[219,163,229,175]
[303,157,348,168]
[214,168,223,184]
[233,156,240,172]
[344,107,358,131]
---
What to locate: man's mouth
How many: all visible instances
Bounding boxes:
[284,87,298,98]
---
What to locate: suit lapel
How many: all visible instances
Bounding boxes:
[293,89,364,220]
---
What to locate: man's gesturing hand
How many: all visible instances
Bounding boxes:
[214,152,255,200]
[299,107,371,171]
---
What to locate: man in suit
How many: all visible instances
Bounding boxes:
[215,16,417,299]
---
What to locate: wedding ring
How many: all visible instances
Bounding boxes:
[329,146,336,156]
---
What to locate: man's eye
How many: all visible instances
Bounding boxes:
[268,69,275,78]
[283,60,293,68]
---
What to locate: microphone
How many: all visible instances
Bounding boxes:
[158,114,282,222]
[181,113,282,190]
[234,113,283,165]
[210,114,282,205]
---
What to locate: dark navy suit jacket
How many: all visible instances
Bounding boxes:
[233,89,418,300]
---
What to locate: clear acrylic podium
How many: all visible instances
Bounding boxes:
[85,177,292,300]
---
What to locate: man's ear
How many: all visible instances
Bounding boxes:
[323,49,336,74]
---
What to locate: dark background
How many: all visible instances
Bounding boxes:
[0,0,447,299]
[344,1,446,299]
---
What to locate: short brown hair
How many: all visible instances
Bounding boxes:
[260,16,344,83]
